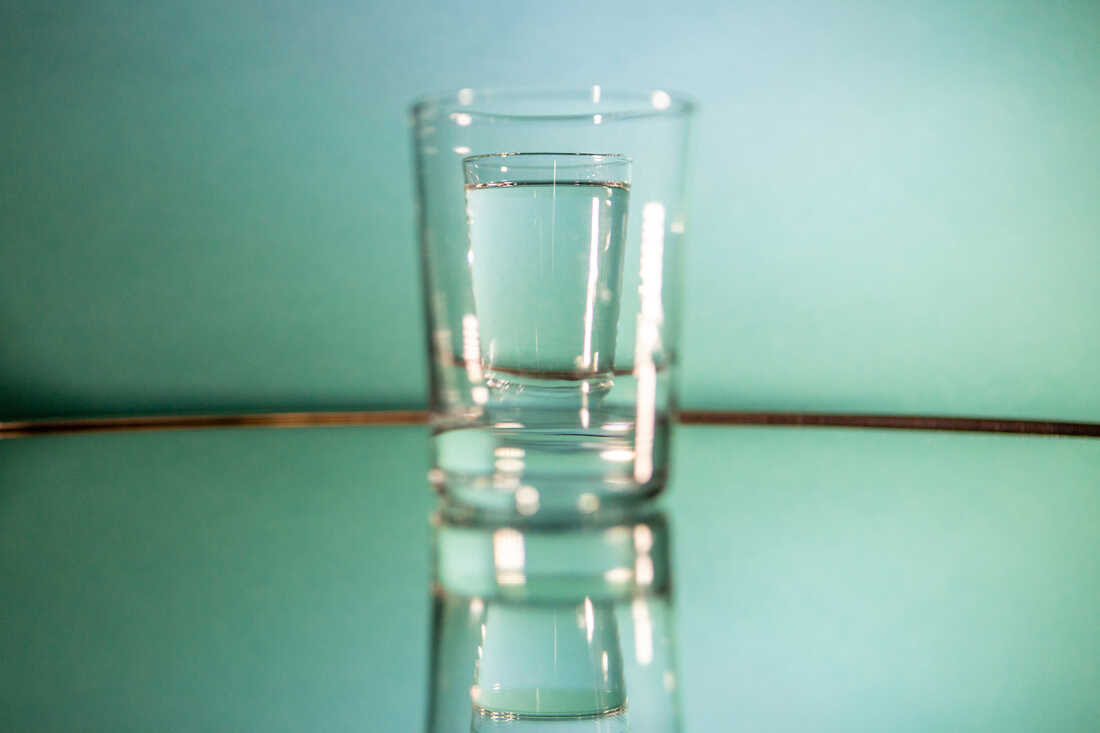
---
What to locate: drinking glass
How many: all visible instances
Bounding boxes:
[411,88,694,516]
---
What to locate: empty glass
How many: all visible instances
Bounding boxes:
[411,88,694,516]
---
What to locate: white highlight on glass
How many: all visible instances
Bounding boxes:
[515,485,540,516]
[635,555,654,586]
[462,313,487,404]
[453,145,471,155]
[584,597,595,644]
[469,597,484,617]
[581,381,591,428]
[604,567,633,584]
[651,90,671,110]
[493,528,526,586]
[451,112,472,126]
[634,202,666,483]
[593,113,603,125]
[494,457,525,473]
[634,523,656,585]
[457,88,475,105]
[592,84,601,103]
[578,493,600,514]
[600,448,635,463]
[632,598,654,666]
[581,196,601,370]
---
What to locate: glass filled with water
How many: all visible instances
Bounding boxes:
[463,153,630,399]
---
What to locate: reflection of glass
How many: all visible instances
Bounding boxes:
[426,509,681,733]
[473,601,625,726]
[412,89,694,517]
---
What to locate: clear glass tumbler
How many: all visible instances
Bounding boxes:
[411,88,694,516]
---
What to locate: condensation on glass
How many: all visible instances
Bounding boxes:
[411,88,694,516]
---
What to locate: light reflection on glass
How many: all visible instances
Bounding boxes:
[580,196,602,371]
[462,313,488,405]
[515,485,540,516]
[633,202,666,483]
[631,598,654,666]
[578,493,600,514]
[604,567,634,584]
[493,528,526,587]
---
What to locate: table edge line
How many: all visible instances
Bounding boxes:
[1,410,1097,439]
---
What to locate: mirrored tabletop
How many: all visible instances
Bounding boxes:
[2,424,1097,731]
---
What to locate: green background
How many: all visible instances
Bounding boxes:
[2,425,1098,729]
[3,0,1099,421]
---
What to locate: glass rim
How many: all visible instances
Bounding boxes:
[462,151,632,168]
[410,86,696,123]
[463,152,631,185]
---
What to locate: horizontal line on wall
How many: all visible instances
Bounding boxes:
[1,410,1097,439]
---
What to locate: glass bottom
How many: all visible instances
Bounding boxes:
[483,368,616,400]
[474,691,626,720]
[430,406,670,518]
[472,699,627,732]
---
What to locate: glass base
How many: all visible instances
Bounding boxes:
[430,407,669,519]
[483,368,616,401]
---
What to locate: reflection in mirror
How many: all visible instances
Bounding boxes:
[426,508,681,733]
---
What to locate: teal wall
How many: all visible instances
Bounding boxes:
[3,0,1098,421]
